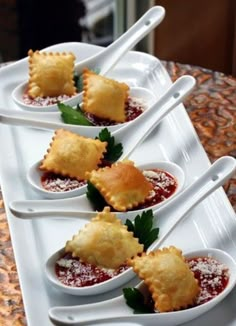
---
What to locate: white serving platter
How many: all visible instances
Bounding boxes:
[0,42,236,326]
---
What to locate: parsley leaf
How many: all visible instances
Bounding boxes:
[125,210,159,251]
[86,181,107,211]
[57,103,93,126]
[123,288,154,314]
[96,128,123,162]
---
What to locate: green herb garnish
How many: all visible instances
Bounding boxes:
[96,128,123,162]
[86,181,107,211]
[125,210,159,251]
[123,288,154,314]
[57,103,93,126]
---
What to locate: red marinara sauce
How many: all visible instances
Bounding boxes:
[138,169,177,209]
[55,252,129,287]
[187,256,229,305]
[41,168,178,204]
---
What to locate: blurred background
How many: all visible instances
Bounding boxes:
[0,0,236,75]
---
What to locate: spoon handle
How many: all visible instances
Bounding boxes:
[49,296,134,326]
[76,6,165,76]
[118,75,196,159]
[0,108,62,128]
[149,156,236,251]
[9,195,96,219]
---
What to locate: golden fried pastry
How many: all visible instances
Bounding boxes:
[128,246,200,312]
[83,68,129,122]
[40,129,107,180]
[28,49,76,98]
[65,207,144,269]
[86,160,153,211]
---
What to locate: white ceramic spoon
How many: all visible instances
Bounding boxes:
[24,75,195,199]
[42,156,236,297]
[10,160,185,220]
[48,247,236,326]
[4,86,155,138]
[11,6,165,112]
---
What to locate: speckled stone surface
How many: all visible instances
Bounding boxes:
[0,61,235,325]
[162,61,236,211]
[0,198,27,326]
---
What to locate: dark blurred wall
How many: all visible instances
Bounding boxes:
[0,0,86,61]
[17,0,86,57]
[0,0,19,61]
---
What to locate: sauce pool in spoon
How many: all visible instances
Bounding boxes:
[55,252,129,287]
[54,253,229,310]
[187,256,229,305]
[40,168,178,210]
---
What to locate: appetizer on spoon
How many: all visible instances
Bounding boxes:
[48,247,236,326]
[42,156,236,297]
[11,6,165,112]
[8,80,155,137]
[10,160,185,220]
[24,75,195,199]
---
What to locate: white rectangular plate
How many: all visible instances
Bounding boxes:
[0,42,236,326]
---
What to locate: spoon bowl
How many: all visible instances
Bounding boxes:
[27,160,87,199]
[48,247,236,326]
[28,159,184,200]
[12,81,83,112]
[23,76,195,199]
[11,6,165,112]
[11,160,185,219]
[40,156,236,296]
[5,86,156,138]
